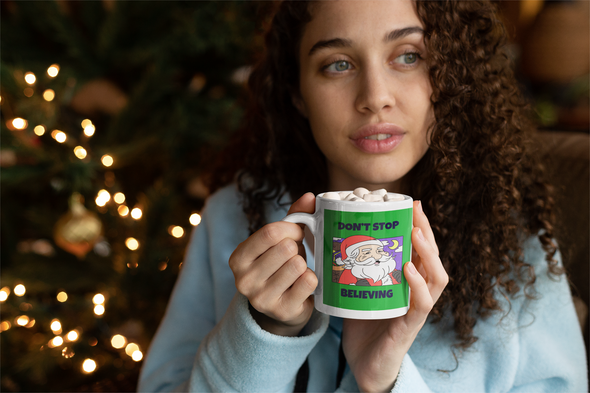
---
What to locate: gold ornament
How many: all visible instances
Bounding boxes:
[54,193,103,259]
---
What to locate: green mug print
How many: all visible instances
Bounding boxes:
[282,192,413,319]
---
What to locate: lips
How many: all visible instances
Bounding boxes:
[350,123,406,154]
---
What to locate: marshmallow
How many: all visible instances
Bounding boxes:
[339,191,352,200]
[322,192,341,200]
[363,194,384,202]
[384,193,405,201]
[353,187,369,198]
[371,189,387,196]
[350,196,365,202]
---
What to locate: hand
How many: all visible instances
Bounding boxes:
[342,200,448,392]
[229,193,318,337]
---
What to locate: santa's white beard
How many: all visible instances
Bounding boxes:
[351,255,395,283]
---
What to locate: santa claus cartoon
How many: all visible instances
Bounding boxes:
[335,235,400,286]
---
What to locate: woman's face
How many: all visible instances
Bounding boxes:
[296,0,434,192]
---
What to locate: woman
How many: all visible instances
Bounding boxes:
[138,1,587,391]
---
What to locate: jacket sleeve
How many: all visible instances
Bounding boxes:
[138,195,330,392]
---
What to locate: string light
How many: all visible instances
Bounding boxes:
[113,192,125,204]
[0,321,11,332]
[81,119,92,128]
[73,146,87,159]
[83,124,95,137]
[101,155,114,167]
[16,315,30,326]
[43,89,55,102]
[66,329,79,342]
[24,88,34,97]
[51,130,67,143]
[34,125,46,136]
[47,64,60,77]
[130,208,142,220]
[50,319,62,334]
[132,350,143,362]
[118,205,129,217]
[95,190,111,207]
[57,291,68,302]
[125,343,139,357]
[82,359,97,373]
[169,226,184,238]
[0,287,9,302]
[125,238,139,251]
[24,72,36,84]
[92,293,105,305]
[189,213,202,226]
[111,334,127,349]
[14,284,26,296]
[94,304,105,316]
[11,118,28,130]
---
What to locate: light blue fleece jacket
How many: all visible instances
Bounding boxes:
[138,184,588,392]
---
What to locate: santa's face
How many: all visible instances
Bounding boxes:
[351,251,395,283]
[355,244,389,265]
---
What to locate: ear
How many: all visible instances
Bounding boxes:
[291,93,308,118]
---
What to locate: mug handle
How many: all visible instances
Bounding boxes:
[281,211,319,273]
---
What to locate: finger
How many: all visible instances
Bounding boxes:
[232,221,304,268]
[287,192,316,215]
[403,261,434,327]
[412,227,448,299]
[242,238,301,287]
[279,268,318,319]
[413,201,439,256]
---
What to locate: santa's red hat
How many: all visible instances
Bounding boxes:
[341,235,384,260]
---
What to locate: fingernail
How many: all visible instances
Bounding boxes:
[407,261,417,275]
[417,227,425,241]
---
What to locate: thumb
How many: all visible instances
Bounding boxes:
[287,192,316,215]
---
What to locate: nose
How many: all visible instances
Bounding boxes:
[355,64,396,114]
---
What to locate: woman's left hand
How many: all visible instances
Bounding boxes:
[342,200,448,392]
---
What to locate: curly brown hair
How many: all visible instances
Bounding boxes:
[206,0,562,351]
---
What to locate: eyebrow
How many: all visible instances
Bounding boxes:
[308,26,424,57]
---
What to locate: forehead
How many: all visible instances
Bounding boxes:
[361,244,382,251]
[301,0,422,52]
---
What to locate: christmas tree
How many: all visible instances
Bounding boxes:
[1,1,263,390]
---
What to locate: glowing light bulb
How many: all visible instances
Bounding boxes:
[190,213,202,226]
[113,192,125,204]
[57,291,68,302]
[83,124,95,137]
[51,336,64,347]
[130,208,142,220]
[12,118,27,130]
[82,358,97,373]
[101,155,113,167]
[24,72,36,84]
[66,330,79,341]
[16,315,29,326]
[171,226,184,238]
[125,343,139,357]
[118,205,129,217]
[92,293,105,305]
[47,64,60,77]
[43,89,55,101]
[111,334,127,349]
[51,130,67,143]
[125,238,139,251]
[0,321,11,331]
[0,287,9,302]
[14,284,26,296]
[50,319,62,333]
[34,125,46,136]
[73,146,87,159]
[94,304,105,316]
[132,350,143,361]
[81,119,92,128]
[95,190,111,207]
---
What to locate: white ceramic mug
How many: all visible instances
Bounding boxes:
[282,192,413,319]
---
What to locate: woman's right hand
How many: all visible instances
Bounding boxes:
[229,193,318,337]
